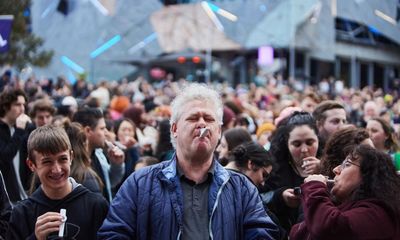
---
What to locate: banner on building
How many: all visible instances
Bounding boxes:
[0,15,14,53]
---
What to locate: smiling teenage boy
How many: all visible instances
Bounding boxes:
[6,125,108,240]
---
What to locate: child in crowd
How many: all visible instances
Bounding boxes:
[7,125,108,239]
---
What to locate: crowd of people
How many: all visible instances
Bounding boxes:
[0,69,400,239]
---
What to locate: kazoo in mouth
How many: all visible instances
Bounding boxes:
[199,128,209,138]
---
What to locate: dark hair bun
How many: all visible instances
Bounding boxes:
[233,145,247,158]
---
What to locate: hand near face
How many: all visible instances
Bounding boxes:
[302,156,321,175]
[121,136,137,148]
[35,212,63,240]
[16,113,31,129]
[304,174,327,184]
[107,145,125,165]
[282,188,301,208]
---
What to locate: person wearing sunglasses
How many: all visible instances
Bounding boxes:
[226,141,273,189]
[290,144,400,240]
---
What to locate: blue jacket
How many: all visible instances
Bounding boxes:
[98,156,278,239]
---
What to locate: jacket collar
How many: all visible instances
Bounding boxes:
[161,153,230,185]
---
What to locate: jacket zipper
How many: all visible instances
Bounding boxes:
[177,229,182,240]
[208,178,230,240]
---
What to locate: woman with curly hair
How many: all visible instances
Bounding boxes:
[263,111,322,232]
[321,125,373,179]
[290,144,400,239]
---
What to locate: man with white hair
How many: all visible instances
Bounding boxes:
[98,83,278,239]
[362,100,379,125]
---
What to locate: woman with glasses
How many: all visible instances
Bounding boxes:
[290,144,400,240]
[261,111,323,233]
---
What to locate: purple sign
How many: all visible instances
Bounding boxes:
[0,15,14,53]
[257,46,274,66]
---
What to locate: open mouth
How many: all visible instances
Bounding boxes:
[48,173,65,182]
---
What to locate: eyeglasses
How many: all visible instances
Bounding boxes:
[262,167,271,181]
[340,157,360,170]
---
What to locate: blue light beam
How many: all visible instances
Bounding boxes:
[143,33,157,44]
[368,26,381,35]
[205,2,238,22]
[207,2,219,12]
[90,35,121,59]
[61,56,85,74]
[128,33,157,54]
[66,68,77,85]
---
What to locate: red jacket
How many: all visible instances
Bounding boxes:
[290,181,400,240]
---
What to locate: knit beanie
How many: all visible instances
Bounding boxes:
[256,122,276,138]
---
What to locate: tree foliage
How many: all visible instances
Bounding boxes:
[0,0,53,70]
